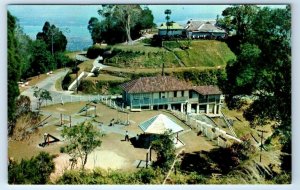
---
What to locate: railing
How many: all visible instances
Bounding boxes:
[131,97,188,107]
[169,110,241,148]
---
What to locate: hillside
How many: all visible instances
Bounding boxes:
[164,40,236,67]
[104,40,235,68]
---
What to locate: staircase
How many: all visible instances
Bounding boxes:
[220,111,238,138]
[67,71,89,91]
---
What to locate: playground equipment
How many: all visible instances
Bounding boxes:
[78,102,97,117]
[39,133,60,147]
[31,115,52,131]
[59,113,72,127]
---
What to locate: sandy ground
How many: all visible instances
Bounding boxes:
[50,149,131,182]
[9,102,216,182]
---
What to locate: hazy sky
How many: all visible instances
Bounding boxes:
[8,4,287,25]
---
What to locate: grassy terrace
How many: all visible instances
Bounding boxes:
[102,65,222,74]
[112,43,166,53]
[167,40,236,67]
[85,74,128,82]
[105,40,235,69]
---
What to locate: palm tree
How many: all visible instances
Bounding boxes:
[164,9,172,37]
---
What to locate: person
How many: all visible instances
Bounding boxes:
[125,131,129,141]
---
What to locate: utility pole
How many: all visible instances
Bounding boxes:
[257,129,268,163]
[51,31,54,55]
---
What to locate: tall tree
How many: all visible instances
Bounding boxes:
[26,40,55,77]
[7,11,22,130]
[98,5,142,44]
[61,122,102,169]
[220,5,291,173]
[164,9,172,37]
[36,21,68,54]
[87,17,104,44]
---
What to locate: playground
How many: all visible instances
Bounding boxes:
[8,100,217,181]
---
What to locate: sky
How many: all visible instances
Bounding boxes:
[8,4,287,25]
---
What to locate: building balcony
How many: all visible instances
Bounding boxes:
[131,97,188,107]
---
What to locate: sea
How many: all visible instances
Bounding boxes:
[8,5,101,51]
[7,5,233,51]
[16,17,96,51]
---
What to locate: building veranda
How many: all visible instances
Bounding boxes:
[120,76,224,116]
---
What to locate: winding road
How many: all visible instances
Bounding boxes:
[21,69,106,110]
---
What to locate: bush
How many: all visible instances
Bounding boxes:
[62,72,72,90]
[78,80,96,94]
[55,52,76,68]
[8,152,55,184]
[93,70,100,77]
[86,46,110,59]
[72,66,80,74]
[95,80,124,95]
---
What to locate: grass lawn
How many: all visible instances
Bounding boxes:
[102,65,221,74]
[105,40,234,69]
[112,42,166,53]
[65,51,83,60]
[173,40,236,67]
[77,59,94,73]
[85,73,128,82]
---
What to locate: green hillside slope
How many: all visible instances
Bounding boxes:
[165,40,236,67]
[104,40,235,68]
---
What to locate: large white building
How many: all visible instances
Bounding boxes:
[120,76,224,116]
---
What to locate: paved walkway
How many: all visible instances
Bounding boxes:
[20,57,135,138]
[21,69,111,109]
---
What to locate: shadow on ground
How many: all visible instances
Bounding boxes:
[180,150,218,175]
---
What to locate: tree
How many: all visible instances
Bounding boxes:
[36,21,68,54]
[151,131,176,171]
[8,152,55,184]
[98,5,142,44]
[15,95,31,116]
[164,9,172,37]
[87,17,104,44]
[61,122,102,169]
[133,6,155,37]
[220,5,291,173]
[33,86,52,110]
[7,11,22,125]
[26,40,55,77]
[139,7,155,29]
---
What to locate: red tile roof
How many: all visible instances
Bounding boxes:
[193,85,222,95]
[120,76,222,95]
[120,76,192,93]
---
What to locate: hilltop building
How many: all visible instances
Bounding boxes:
[184,19,227,39]
[157,22,185,37]
[120,76,224,116]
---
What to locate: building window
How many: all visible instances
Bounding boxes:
[174,91,177,98]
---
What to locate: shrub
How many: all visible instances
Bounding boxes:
[86,46,105,59]
[8,152,55,184]
[62,72,72,90]
[78,80,96,94]
[93,70,100,77]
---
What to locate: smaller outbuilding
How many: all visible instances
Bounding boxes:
[158,22,185,37]
[139,114,184,148]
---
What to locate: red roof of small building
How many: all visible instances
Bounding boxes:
[120,76,192,93]
[120,76,222,95]
[193,85,222,95]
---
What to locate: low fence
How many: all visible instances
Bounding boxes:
[37,94,122,109]
[170,110,241,148]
